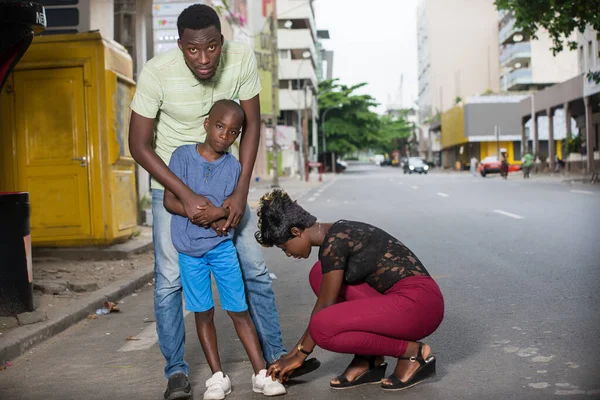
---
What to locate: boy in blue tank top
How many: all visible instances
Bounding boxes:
[164,99,285,399]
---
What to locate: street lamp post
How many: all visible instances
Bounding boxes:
[321,105,341,174]
[269,4,280,188]
[295,51,311,181]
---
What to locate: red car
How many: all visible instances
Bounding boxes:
[478,156,521,177]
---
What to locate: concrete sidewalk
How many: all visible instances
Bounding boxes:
[248,172,332,208]
[0,173,330,363]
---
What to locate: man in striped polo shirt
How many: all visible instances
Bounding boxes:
[129,5,293,399]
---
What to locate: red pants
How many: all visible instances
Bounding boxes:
[308,262,444,358]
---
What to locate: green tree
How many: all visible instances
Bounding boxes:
[495,0,600,82]
[375,114,412,154]
[318,79,381,156]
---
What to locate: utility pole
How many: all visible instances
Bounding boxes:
[269,1,279,188]
[303,84,309,180]
[495,125,500,158]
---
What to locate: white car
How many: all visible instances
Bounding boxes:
[373,154,385,166]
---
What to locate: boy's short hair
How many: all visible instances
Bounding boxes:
[208,99,245,121]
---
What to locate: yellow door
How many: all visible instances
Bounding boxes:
[13,67,91,239]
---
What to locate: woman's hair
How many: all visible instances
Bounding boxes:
[255,189,317,247]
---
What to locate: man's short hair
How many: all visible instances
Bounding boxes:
[177,4,221,38]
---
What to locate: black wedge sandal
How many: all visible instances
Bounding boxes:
[330,356,388,390]
[381,342,436,391]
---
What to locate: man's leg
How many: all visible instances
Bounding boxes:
[234,204,286,363]
[152,189,189,378]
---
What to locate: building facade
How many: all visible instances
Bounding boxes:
[276,0,319,177]
[417,0,500,123]
[498,10,579,91]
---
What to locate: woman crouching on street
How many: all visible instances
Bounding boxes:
[255,189,444,392]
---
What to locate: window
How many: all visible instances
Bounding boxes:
[278,50,289,59]
[279,80,290,89]
[291,80,306,90]
[579,45,585,73]
[589,41,594,68]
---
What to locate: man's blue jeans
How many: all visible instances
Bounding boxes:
[152,189,287,378]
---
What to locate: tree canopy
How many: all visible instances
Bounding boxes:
[317,79,412,156]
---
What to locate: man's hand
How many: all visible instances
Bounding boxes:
[182,192,212,221]
[222,188,248,230]
[192,204,226,227]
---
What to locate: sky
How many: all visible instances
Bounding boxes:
[314,0,420,114]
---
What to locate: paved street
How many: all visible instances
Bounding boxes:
[1,164,599,399]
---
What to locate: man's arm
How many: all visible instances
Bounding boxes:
[129,112,212,218]
[163,188,185,216]
[221,94,261,229]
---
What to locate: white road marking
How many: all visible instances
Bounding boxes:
[397,182,403,185]
[437,192,449,197]
[570,189,594,195]
[493,209,524,220]
[313,192,321,197]
[307,197,316,202]
[118,309,191,352]
[411,185,419,189]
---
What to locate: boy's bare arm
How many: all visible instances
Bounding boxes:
[163,189,186,217]
[193,205,230,227]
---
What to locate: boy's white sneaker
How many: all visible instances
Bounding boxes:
[252,369,286,396]
[203,371,232,400]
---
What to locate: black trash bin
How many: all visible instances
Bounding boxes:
[0,1,46,316]
[0,193,34,316]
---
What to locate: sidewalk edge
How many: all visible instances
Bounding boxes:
[0,267,154,362]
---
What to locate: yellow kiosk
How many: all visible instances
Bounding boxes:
[0,32,138,247]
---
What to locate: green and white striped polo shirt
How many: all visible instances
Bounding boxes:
[130,41,262,190]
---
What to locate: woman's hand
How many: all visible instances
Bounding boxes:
[267,353,305,382]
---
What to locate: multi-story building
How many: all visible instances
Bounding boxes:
[416,0,500,124]
[497,10,582,171]
[316,30,333,81]
[498,10,578,92]
[276,0,319,176]
[516,24,600,172]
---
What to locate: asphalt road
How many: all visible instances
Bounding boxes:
[1,165,599,400]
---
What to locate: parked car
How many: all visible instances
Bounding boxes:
[372,154,385,166]
[403,157,429,174]
[478,156,521,177]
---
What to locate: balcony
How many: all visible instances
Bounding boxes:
[279,58,318,88]
[505,68,532,90]
[498,17,516,45]
[500,42,531,67]
[498,9,507,21]
[277,0,317,38]
[278,88,315,111]
[278,28,316,61]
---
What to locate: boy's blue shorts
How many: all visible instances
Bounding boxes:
[179,240,248,313]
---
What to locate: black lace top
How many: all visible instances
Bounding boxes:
[318,220,430,293]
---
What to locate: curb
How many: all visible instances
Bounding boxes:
[0,267,154,362]
[32,227,153,261]
[32,241,154,261]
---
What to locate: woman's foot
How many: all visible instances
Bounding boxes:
[381,342,432,387]
[330,355,385,385]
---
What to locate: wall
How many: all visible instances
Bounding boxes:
[441,105,466,149]
[578,25,600,97]
[464,100,523,138]
[530,29,579,84]
[420,0,500,119]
